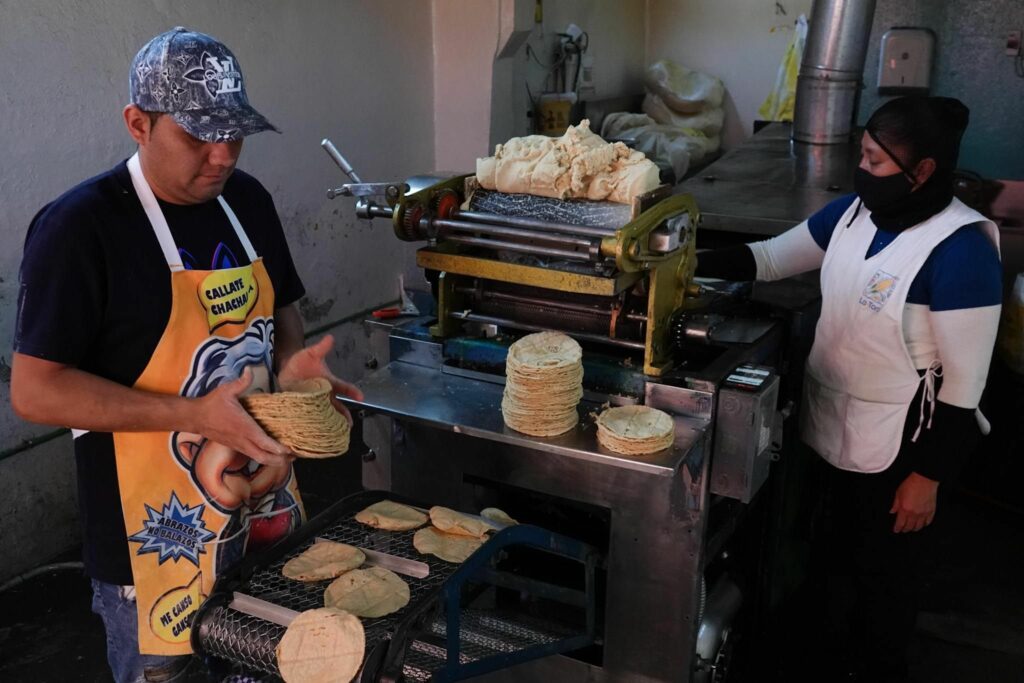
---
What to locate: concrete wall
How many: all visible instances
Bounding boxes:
[858,0,1024,180]
[646,0,814,149]
[0,0,436,581]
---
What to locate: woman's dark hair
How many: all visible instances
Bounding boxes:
[865,96,970,175]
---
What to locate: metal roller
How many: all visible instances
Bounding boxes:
[450,311,645,350]
[444,235,596,262]
[432,218,598,252]
[453,210,616,239]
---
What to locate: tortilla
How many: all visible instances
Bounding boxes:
[595,405,675,455]
[323,567,410,619]
[282,541,366,582]
[429,506,491,538]
[502,332,584,437]
[413,527,484,564]
[480,507,518,527]
[276,607,365,683]
[354,500,428,532]
[242,378,350,458]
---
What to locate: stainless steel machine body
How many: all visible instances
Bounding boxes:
[342,311,790,682]
[321,145,821,680]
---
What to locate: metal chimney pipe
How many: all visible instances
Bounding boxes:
[792,0,877,144]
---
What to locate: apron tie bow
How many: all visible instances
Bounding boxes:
[911,359,942,443]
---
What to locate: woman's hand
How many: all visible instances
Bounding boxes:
[277,335,364,423]
[889,472,939,533]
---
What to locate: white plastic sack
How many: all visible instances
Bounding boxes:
[643,93,725,136]
[601,112,723,179]
[644,60,724,114]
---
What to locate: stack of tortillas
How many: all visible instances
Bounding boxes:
[276,607,364,683]
[596,405,675,455]
[501,332,583,436]
[242,378,350,457]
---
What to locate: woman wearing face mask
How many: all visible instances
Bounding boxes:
[697,96,1002,681]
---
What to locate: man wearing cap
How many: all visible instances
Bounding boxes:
[11,27,361,681]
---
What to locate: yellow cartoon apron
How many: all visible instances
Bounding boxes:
[112,153,305,654]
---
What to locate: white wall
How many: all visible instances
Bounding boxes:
[507,0,648,141]
[646,0,814,148]
[432,0,648,179]
[433,0,499,171]
[0,0,437,580]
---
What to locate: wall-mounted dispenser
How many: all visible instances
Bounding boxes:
[877,27,935,95]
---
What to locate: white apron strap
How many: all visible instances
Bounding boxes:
[216,196,258,262]
[127,153,184,272]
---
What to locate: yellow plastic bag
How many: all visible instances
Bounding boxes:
[758,14,807,122]
[997,273,1024,375]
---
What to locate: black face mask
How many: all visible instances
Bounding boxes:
[852,165,955,232]
[853,167,915,213]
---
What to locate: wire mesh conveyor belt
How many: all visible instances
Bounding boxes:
[192,490,599,682]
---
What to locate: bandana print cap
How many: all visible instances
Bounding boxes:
[129,27,280,142]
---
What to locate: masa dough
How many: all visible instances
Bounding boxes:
[476,120,660,204]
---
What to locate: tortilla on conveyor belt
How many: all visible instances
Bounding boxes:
[282,541,366,582]
[596,405,675,455]
[501,331,583,437]
[429,506,492,538]
[276,607,365,683]
[354,500,428,531]
[323,567,410,619]
[480,507,518,527]
[413,526,485,564]
[241,378,350,458]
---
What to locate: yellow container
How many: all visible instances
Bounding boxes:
[537,94,575,135]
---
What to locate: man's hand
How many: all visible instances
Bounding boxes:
[277,334,364,423]
[889,472,939,533]
[190,367,294,467]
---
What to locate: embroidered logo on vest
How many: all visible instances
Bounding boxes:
[859,270,899,312]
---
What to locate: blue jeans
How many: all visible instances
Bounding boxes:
[89,579,193,683]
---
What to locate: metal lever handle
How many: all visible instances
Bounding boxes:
[321,138,362,184]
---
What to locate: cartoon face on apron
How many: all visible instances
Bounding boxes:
[112,153,305,655]
[801,197,999,473]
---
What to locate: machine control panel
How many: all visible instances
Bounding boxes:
[710,365,780,504]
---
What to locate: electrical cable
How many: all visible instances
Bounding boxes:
[526,43,563,71]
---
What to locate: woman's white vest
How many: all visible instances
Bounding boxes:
[801,197,999,473]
